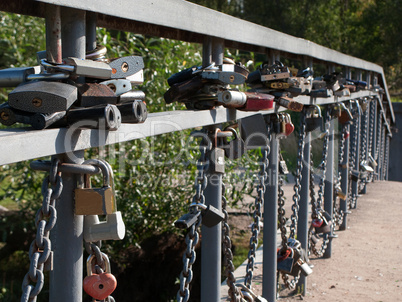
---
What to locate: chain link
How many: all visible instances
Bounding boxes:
[177,142,208,302]
[348,101,359,209]
[333,123,346,227]
[222,182,243,302]
[308,109,330,257]
[21,158,62,302]
[290,112,306,239]
[244,130,270,289]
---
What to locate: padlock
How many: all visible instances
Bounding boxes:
[75,159,117,215]
[174,211,201,229]
[118,90,146,103]
[368,153,378,168]
[116,100,148,124]
[280,114,286,134]
[272,114,281,134]
[52,104,121,131]
[8,81,77,113]
[30,111,67,130]
[240,114,269,149]
[223,127,246,160]
[305,105,323,132]
[236,283,268,302]
[62,57,113,79]
[164,76,204,104]
[259,61,291,82]
[334,184,347,200]
[77,82,118,107]
[191,202,225,228]
[0,66,40,87]
[83,252,117,301]
[334,88,351,97]
[359,98,369,111]
[275,96,304,112]
[278,153,289,175]
[108,55,145,80]
[0,103,33,126]
[284,113,295,136]
[338,102,353,124]
[277,247,294,274]
[360,160,374,172]
[314,211,332,234]
[99,79,132,96]
[218,90,274,111]
[296,258,313,276]
[310,88,332,98]
[210,147,225,174]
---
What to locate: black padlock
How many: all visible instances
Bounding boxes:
[305,105,323,132]
[223,127,246,160]
[192,203,225,228]
[116,100,148,124]
[240,114,268,149]
[174,211,201,229]
[277,248,294,274]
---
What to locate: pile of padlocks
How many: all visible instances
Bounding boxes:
[0,48,147,130]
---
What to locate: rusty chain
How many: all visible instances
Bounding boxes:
[21,158,63,302]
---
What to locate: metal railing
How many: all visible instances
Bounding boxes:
[0,1,393,301]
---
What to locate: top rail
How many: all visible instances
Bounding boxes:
[0,0,395,165]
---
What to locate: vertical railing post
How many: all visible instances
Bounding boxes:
[351,102,361,209]
[297,121,310,294]
[339,122,350,231]
[200,37,224,302]
[323,111,335,258]
[49,7,86,302]
[262,127,278,301]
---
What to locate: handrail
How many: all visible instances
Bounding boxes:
[0,0,395,123]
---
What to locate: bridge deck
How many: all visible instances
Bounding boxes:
[221,180,402,301]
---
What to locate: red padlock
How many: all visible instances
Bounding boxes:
[219,90,274,111]
[83,253,117,301]
[344,130,350,139]
[312,218,324,228]
[284,113,295,136]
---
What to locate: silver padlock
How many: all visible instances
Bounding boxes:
[108,56,144,80]
[99,79,132,96]
[236,284,268,302]
[63,57,113,79]
[296,258,313,276]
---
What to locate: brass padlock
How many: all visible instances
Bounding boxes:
[75,159,116,215]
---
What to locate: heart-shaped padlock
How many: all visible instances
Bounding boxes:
[284,113,295,136]
[84,253,117,300]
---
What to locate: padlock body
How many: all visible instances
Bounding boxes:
[75,187,115,215]
[315,219,332,234]
[202,205,225,227]
[210,148,225,174]
[8,81,77,113]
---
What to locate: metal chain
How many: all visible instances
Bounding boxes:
[308,110,330,257]
[177,143,208,302]
[289,112,306,239]
[348,102,359,209]
[375,110,382,161]
[368,99,375,156]
[381,124,387,180]
[277,174,288,250]
[333,124,346,227]
[222,183,242,302]
[383,130,390,180]
[244,131,270,289]
[21,158,63,302]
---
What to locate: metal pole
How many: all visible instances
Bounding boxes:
[339,123,350,231]
[200,38,224,302]
[262,130,278,301]
[201,129,222,302]
[50,153,84,302]
[351,103,361,209]
[297,129,311,294]
[45,4,62,63]
[86,11,97,53]
[323,113,335,258]
[49,7,86,302]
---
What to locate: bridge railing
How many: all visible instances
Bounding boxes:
[0,1,393,301]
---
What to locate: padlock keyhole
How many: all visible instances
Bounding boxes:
[99,284,104,289]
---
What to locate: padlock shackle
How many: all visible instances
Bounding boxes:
[82,159,112,188]
[306,104,322,117]
[86,252,111,276]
